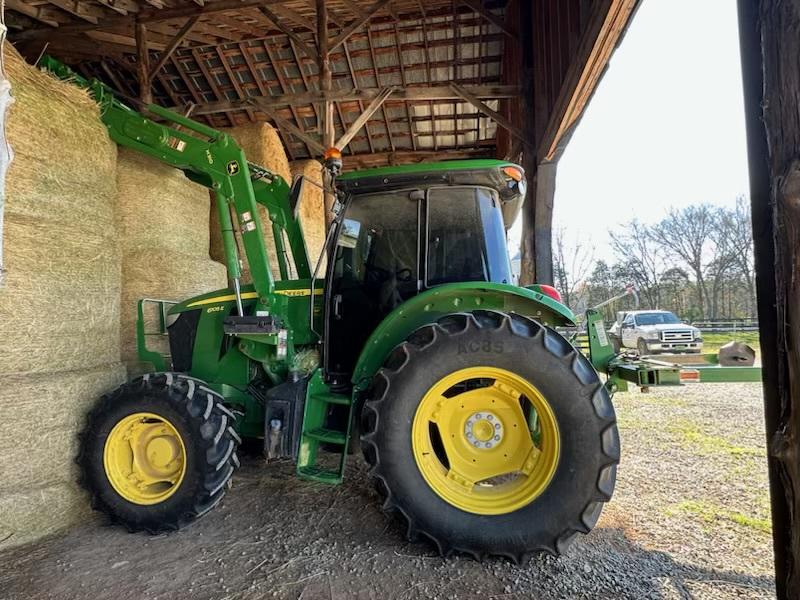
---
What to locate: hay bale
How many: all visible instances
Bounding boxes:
[0,364,126,494]
[0,48,125,549]
[0,46,120,376]
[120,251,226,373]
[209,123,290,280]
[117,151,227,375]
[117,150,212,256]
[0,484,94,549]
[290,160,327,272]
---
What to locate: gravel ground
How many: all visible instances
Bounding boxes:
[0,383,774,599]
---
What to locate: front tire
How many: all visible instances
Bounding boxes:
[78,372,240,533]
[360,310,619,562]
[637,338,650,355]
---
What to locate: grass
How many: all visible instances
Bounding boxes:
[668,500,771,534]
[669,419,763,457]
[701,331,761,357]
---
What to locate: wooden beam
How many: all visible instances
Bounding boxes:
[336,87,395,150]
[184,85,522,115]
[135,22,153,104]
[343,40,375,154]
[342,148,492,169]
[258,5,318,60]
[366,25,394,152]
[317,0,335,227]
[449,82,526,144]
[6,0,61,27]
[46,0,101,24]
[329,0,394,53]
[16,0,290,38]
[149,16,199,80]
[259,41,305,158]
[738,2,800,597]
[249,99,326,155]
[459,0,518,40]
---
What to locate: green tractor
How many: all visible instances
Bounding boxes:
[47,58,618,561]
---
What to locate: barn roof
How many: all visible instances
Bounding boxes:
[10,0,515,167]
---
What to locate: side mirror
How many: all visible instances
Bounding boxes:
[289,176,306,217]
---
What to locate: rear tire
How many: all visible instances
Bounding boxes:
[360,310,619,562]
[637,338,649,356]
[78,372,240,533]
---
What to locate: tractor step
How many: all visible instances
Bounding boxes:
[305,427,347,445]
[296,370,353,484]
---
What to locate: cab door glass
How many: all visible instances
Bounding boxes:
[426,186,512,286]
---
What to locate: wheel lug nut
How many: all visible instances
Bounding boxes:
[494,423,500,429]
[494,435,500,441]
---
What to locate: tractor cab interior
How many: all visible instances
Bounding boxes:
[322,184,512,388]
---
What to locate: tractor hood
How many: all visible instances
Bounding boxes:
[336,160,525,228]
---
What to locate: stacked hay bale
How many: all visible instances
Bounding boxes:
[290,159,327,272]
[209,122,293,280]
[117,149,227,375]
[0,47,125,547]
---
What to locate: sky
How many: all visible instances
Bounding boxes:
[509,0,750,264]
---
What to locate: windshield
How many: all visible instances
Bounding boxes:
[635,312,681,326]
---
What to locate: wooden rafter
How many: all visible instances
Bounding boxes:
[258,40,304,159]
[459,0,517,41]
[449,83,526,145]
[329,0,394,52]
[185,84,521,116]
[365,25,394,152]
[149,16,199,80]
[135,22,152,103]
[343,40,375,154]
[258,5,318,60]
[336,87,395,150]
[249,99,326,155]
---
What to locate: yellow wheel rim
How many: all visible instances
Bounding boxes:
[103,412,187,505]
[412,366,560,515]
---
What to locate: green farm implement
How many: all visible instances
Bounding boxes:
[583,309,762,393]
[46,58,619,561]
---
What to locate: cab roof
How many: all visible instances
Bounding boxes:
[336,159,525,228]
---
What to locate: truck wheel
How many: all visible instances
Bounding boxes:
[360,310,619,562]
[611,335,622,353]
[637,338,649,356]
[78,372,240,533]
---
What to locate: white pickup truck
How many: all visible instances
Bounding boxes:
[607,310,703,355]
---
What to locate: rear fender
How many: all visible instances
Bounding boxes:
[350,282,575,389]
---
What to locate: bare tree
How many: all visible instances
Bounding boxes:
[552,227,595,310]
[650,205,715,318]
[715,196,756,315]
[609,220,663,308]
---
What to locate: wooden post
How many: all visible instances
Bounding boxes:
[518,0,537,285]
[533,161,556,285]
[317,0,335,228]
[135,21,152,105]
[738,1,800,597]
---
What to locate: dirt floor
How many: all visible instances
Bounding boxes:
[0,383,774,600]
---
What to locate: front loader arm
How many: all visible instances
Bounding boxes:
[40,56,310,302]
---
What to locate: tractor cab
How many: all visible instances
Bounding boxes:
[323,160,527,388]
